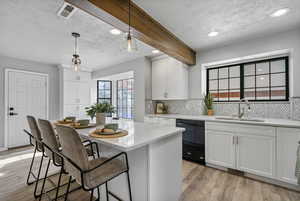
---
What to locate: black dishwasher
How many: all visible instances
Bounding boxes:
[176,119,205,165]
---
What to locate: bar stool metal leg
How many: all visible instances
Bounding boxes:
[26,146,37,185]
[34,153,45,198]
[39,159,51,201]
[105,182,109,201]
[64,176,72,201]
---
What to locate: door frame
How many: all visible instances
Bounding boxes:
[4,68,49,149]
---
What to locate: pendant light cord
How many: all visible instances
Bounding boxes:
[128,0,131,35]
[74,36,78,55]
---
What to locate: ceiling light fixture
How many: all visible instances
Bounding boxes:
[110,29,121,35]
[126,0,137,52]
[208,31,219,37]
[152,50,160,54]
[71,32,81,72]
[270,8,290,17]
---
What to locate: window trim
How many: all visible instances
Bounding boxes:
[206,56,289,102]
[97,80,112,104]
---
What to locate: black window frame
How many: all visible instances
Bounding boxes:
[116,78,134,119]
[97,80,112,104]
[206,56,289,102]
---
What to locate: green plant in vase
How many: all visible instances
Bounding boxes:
[85,102,115,125]
[204,92,214,116]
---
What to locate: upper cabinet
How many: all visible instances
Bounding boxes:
[152,56,188,100]
[59,68,92,119]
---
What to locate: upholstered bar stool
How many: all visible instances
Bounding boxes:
[26,116,46,198]
[38,119,101,201]
[56,125,133,201]
[38,119,65,201]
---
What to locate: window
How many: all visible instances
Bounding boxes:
[97,80,112,104]
[207,57,289,102]
[117,78,134,119]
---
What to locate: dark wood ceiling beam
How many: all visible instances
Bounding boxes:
[65,0,196,65]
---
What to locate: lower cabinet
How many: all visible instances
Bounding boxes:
[236,134,275,178]
[206,122,276,179]
[206,131,235,169]
[277,127,300,185]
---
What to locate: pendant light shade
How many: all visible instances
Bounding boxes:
[71,32,81,72]
[126,0,137,52]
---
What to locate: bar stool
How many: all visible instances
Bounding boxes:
[38,119,65,201]
[56,125,133,201]
[38,119,100,201]
[26,116,45,198]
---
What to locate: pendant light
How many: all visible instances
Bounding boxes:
[126,0,137,52]
[71,32,81,72]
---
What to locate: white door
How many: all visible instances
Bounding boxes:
[236,134,275,178]
[6,70,47,148]
[206,131,236,168]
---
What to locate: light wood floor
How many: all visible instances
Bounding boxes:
[1,147,300,201]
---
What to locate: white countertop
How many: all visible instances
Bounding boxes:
[146,114,300,129]
[77,120,184,152]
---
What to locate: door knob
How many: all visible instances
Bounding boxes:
[9,112,18,116]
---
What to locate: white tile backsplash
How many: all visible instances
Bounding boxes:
[146,97,300,120]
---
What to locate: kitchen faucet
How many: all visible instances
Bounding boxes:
[238,99,251,119]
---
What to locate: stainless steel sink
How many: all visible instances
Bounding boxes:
[215,116,265,122]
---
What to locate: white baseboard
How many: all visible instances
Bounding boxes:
[0,147,8,152]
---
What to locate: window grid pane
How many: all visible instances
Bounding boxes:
[207,57,288,102]
[117,78,134,119]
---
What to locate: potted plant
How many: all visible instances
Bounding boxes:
[204,92,214,116]
[85,102,115,125]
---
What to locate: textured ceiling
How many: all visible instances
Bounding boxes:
[133,0,300,50]
[0,0,153,70]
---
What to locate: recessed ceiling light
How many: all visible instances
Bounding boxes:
[110,29,121,35]
[270,8,290,17]
[208,31,219,37]
[152,50,160,54]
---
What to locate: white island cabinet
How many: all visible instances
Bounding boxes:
[78,120,184,201]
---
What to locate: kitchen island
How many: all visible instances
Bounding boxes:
[77,120,184,201]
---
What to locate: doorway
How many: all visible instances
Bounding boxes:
[5,69,48,148]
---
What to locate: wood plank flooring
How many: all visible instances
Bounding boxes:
[1,147,300,201]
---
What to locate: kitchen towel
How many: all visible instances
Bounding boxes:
[296,141,300,185]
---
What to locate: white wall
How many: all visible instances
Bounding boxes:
[92,57,152,121]
[189,27,300,99]
[0,55,60,147]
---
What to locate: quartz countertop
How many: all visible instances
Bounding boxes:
[77,120,185,152]
[146,114,300,129]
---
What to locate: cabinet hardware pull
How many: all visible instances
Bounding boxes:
[233,136,235,145]
[236,137,239,144]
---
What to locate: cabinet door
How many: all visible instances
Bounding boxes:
[64,81,78,104]
[236,134,275,178]
[206,131,235,168]
[152,59,167,100]
[277,128,300,184]
[78,82,90,105]
[166,59,188,100]
[64,105,79,118]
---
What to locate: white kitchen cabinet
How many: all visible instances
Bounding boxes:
[59,68,92,119]
[277,127,300,185]
[152,56,188,100]
[206,122,276,179]
[236,134,275,178]
[206,131,235,168]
